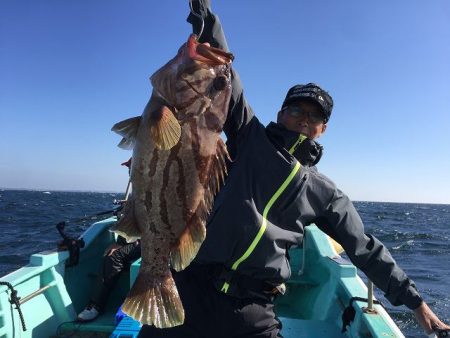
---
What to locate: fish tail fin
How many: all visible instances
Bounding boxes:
[170,218,206,272]
[110,198,141,242]
[149,105,181,150]
[122,271,184,328]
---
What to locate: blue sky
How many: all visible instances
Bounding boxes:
[1,1,449,204]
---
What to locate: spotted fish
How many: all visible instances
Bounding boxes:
[111,35,233,328]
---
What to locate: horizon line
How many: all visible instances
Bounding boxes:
[1,187,449,206]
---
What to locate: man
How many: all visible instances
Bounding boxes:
[138,1,449,336]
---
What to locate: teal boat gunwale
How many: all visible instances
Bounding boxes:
[0,217,119,338]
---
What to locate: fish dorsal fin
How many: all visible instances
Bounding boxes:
[112,116,142,150]
[171,138,231,272]
[149,105,181,150]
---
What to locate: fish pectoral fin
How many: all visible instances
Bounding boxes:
[112,116,142,150]
[109,199,142,241]
[149,105,181,150]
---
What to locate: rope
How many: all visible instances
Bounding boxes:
[341,296,385,332]
[0,281,26,332]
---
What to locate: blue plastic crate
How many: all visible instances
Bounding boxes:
[110,315,142,338]
[115,306,127,325]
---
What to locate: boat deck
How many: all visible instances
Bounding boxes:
[54,315,344,338]
[52,311,115,337]
[53,273,129,337]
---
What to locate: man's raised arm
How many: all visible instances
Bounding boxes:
[187,0,229,51]
[187,0,255,157]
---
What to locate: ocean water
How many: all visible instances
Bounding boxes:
[0,190,449,337]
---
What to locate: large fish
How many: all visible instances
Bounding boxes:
[111,35,233,328]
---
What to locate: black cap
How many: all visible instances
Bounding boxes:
[281,83,333,122]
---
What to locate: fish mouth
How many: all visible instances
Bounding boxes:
[149,35,233,112]
[188,34,234,66]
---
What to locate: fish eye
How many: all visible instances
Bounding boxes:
[213,75,228,91]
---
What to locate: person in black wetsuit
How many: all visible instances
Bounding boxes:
[78,158,141,322]
[77,237,141,322]
[137,1,450,337]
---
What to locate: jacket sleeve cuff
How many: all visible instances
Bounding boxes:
[396,279,423,310]
[400,285,423,310]
[384,278,424,310]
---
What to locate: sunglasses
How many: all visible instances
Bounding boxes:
[283,105,325,124]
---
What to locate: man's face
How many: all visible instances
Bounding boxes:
[277,100,327,139]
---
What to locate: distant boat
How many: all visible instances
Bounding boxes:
[0,217,405,337]
[42,191,51,194]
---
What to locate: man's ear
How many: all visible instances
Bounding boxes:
[321,123,327,134]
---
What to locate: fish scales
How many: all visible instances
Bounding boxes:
[111,35,233,328]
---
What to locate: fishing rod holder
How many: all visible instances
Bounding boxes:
[362,281,377,314]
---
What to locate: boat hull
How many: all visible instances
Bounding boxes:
[0,218,404,337]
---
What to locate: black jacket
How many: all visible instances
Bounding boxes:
[187,1,422,310]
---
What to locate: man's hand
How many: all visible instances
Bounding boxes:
[413,302,450,335]
[189,0,211,17]
[189,0,211,18]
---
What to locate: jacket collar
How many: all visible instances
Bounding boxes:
[265,122,303,151]
[265,122,322,167]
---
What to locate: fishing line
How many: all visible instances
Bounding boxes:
[189,0,205,39]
